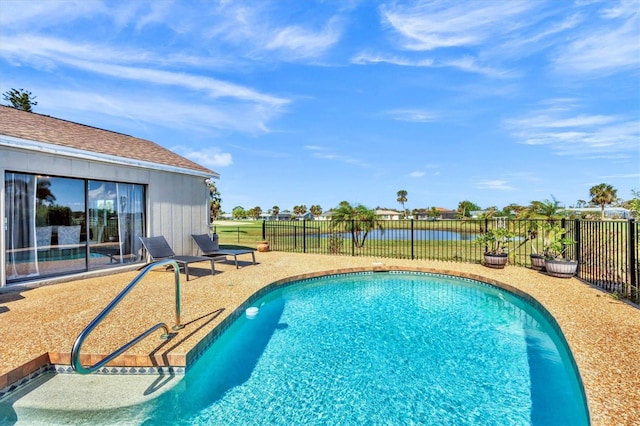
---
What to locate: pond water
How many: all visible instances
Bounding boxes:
[324,229,477,241]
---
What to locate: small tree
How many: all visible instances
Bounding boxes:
[331,201,383,248]
[427,206,440,220]
[396,190,408,218]
[3,88,38,112]
[207,179,221,222]
[589,183,618,220]
[457,200,480,218]
[232,206,246,220]
[626,190,640,218]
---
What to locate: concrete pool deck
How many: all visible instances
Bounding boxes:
[0,252,639,425]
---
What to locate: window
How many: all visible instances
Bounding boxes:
[4,172,145,283]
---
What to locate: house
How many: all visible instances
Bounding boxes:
[0,106,218,288]
[375,209,403,220]
[318,210,335,221]
[560,207,633,219]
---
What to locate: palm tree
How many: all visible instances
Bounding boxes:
[251,206,262,220]
[331,201,383,248]
[590,183,618,220]
[293,205,307,217]
[528,197,562,222]
[272,205,280,220]
[310,205,322,218]
[396,190,408,218]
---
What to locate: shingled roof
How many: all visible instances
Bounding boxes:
[0,105,216,176]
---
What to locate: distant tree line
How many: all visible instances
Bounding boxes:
[218,183,638,221]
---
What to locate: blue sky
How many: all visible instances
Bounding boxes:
[1,0,638,214]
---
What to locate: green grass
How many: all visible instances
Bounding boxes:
[211,221,263,249]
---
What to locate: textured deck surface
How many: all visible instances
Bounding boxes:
[1,252,639,425]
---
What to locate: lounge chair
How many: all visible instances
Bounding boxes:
[139,236,215,281]
[191,234,256,268]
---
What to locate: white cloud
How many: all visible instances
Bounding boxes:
[41,88,282,135]
[1,35,288,107]
[305,145,370,168]
[265,17,343,59]
[351,52,512,78]
[351,52,434,67]
[386,109,438,123]
[475,180,516,191]
[180,149,234,168]
[505,100,640,158]
[380,1,536,51]
[552,3,640,76]
[409,171,425,177]
[0,0,107,30]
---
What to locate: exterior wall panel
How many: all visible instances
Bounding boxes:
[1,146,212,287]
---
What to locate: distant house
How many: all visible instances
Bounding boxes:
[375,209,403,220]
[413,207,457,220]
[295,212,314,220]
[560,207,633,219]
[0,106,218,288]
[318,210,335,221]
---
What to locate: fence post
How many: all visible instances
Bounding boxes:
[262,220,265,240]
[574,219,581,273]
[411,219,415,260]
[351,219,355,257]
[303,220,307,253]
[628,219,637,299]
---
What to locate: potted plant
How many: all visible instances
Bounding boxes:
[542,224,577,278]
[475,227,515,269]
[527,223,546,271]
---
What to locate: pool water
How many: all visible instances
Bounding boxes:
[139,272,588,425]
[3,272,590,425]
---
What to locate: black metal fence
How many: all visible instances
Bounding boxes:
[263,218,639,303]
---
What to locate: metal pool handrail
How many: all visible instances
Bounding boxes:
[71,259,185,374]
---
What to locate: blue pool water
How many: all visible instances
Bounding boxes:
[137,272,588,425]
[3,272,590,425]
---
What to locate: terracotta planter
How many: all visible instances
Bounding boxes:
[483,253,508,269]
[257,241,270,252]
[544,259,578,278]
[530,254,546,271]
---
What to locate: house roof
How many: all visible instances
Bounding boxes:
[375,209,402,215]
[0,106,217,177]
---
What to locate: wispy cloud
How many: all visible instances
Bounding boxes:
[351,52,434,67]
[2,35,288,107]
[174,147,234,168]
[380,1,536,51]
[551,6,640,76]
[42,88,282,135]
[351,51,512,78]
[409,171,425,177]
[475,180,516,191]
[265,17,343,60]
[303,145,370,168]
[198,3,344,62]
[505,99,639,158]
[386,109,438,123]
[0,0,108,30]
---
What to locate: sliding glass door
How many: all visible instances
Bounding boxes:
[87,181,145,269]
[4,172,145,283]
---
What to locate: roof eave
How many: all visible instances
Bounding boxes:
[0,134,219,180]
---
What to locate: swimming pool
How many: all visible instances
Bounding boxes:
[3,271,590,425]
